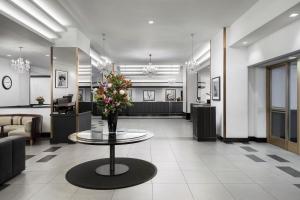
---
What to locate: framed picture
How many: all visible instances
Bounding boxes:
[212,76,221,101]
[165,89,176,101]
[55,70,68,88]
[143,90,155,101]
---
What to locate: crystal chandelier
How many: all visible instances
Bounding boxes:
[143,54,157,76]
[11,47,31,73]
[187,33,197,72]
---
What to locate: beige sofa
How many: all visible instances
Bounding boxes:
[0,114,42,145]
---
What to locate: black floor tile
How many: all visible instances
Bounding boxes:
[268,155,289,162]
[246,154,266,162]
[295,184,300,189]
[43,147,61,152]
[37,155,57,162]
[277,166,300,177]
[0,184,9,191]
[240,146,258,152]
[25,155,35,160]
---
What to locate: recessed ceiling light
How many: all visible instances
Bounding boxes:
[289,56,297,60]
[243,41,248,45]
[53,56,57,59]
[6,54,11,57]
[148,20,154,24]
[289,13,299,18]
[45,54,49,57]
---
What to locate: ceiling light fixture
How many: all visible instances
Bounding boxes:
[148,20,154,24]
[0,1,58,39]
[143,54,158,77]
[10,0,65,32]
[6,54,12,57]
[11,47,31,73]
[243,41,248,45]
[289,13,299,18]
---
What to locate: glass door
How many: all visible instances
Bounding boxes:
[269,64,288,149]
[268,62,299,153]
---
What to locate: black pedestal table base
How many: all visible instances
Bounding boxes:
[65,158,157,190]
[95,164,129,176]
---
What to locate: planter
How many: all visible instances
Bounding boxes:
[37,101,44,105]
[107,111,118,133]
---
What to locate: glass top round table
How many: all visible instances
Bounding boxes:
[68,129,154,176]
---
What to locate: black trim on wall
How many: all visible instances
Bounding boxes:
[217,135,267,143]
[30,75,51,78]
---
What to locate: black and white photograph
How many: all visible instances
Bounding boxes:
[55,70,68,88]
[143,90,155,101]
[165,89,176,101]
[212,76,220,101]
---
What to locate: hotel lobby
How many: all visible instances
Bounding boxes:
[1,0,300,199]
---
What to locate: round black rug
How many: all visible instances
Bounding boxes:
[65,158,157,190]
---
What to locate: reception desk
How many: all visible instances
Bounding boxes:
[80,101,183,116]
[120,101,183,116]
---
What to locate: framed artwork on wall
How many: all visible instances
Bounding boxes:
[55,70,68,88]
[165,89,176,101]
[212,76,220,101]
[143,90,155,101]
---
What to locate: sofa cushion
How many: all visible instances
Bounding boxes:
[12,116,22,125]
[0,116,11,126]
[8,129,30,137]
[21,116,33,125]
[3,125,24,133]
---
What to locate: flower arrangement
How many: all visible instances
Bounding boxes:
[36,96,45,105]
[94,73,132,116]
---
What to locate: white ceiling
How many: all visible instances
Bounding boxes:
[0,15,51,68]
[59,0,258,65]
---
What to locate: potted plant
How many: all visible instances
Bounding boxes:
[36,96,45,105]
[94,73,132,133]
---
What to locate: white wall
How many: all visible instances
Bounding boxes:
[30,77,51,104]
[131,88,182,102]
[52,48,77,101]
[0,57,30,106]
[226,34,249,138]
[248,19,300,65]
[210,30,224,136]
[0,107,51,132]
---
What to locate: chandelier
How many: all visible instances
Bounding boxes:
[143,54,158,76]
[11,47,31,73]
[187,33,197,72]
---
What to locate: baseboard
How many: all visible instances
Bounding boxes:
[40,132,50,138]
[185,113,191,120]
[248,137,267,143]
[217,135,267,143]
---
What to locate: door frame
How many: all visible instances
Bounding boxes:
[266,61,300,154]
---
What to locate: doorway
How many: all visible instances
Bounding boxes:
[267,61,299,154]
